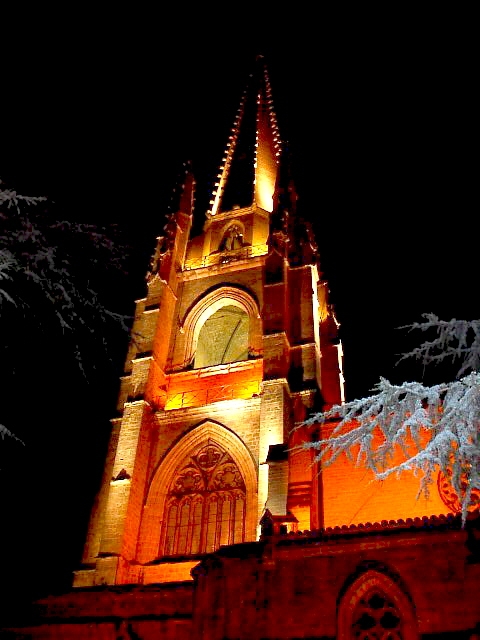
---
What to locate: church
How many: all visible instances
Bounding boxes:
[3,55,479,640]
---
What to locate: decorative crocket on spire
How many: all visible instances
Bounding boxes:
[207,55,282,218]
[148,161,194,281]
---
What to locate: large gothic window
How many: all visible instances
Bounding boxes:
[159,441,246,557]
[194,305,249,368]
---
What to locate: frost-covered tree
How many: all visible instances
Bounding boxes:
[0,179,132,444]
[303,314,480,524]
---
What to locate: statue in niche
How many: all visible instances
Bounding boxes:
[219,224,244,251]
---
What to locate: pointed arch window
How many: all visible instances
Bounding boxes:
[160,441,246,557]
[194,305,249,368]
[350,590,403,638]
[179,286,262,373]
[337,570,418,640]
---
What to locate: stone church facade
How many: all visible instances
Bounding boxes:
[3,56,479,639]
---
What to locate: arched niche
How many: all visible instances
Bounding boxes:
[181,286,262,369]
[195,305,249,368]
[218,221,246,252]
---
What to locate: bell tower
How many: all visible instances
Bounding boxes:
[73,56,344,588]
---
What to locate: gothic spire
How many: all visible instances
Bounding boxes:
[207,55,282,218]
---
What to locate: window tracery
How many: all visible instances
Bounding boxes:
[160,442,246,557]
[438,468,480,514]
[351,590,402,639]
[337,570,418,640]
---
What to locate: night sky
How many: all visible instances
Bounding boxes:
[1,17,477,621]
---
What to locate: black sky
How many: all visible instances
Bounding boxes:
[1,15,478,620]
[3,34,477,393]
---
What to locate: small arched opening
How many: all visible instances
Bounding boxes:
[180,286,262,371]
[337,569,418,640]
